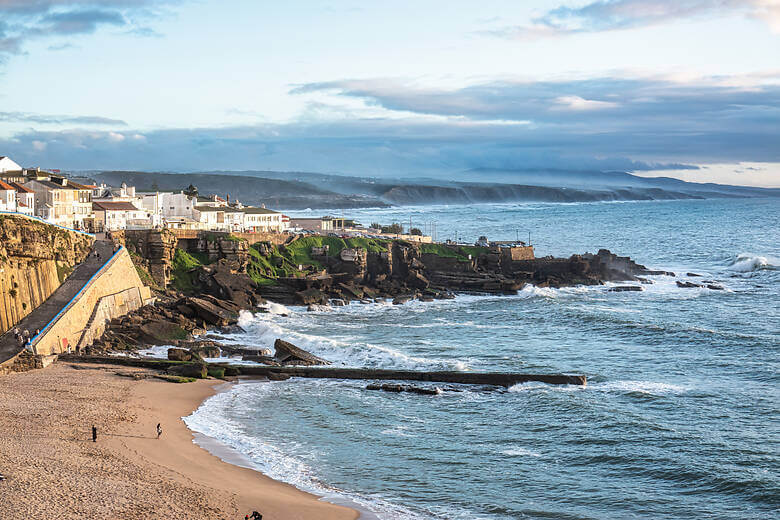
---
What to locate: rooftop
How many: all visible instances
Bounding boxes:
[92,201,140,211]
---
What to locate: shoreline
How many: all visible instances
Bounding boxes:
[185,378,383,520]
[0,362,360,520]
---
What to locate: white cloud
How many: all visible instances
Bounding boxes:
[553,95,619,111]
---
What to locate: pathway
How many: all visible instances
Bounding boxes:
[0,240,114,365]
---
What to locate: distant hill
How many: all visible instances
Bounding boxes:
[83,168,779,210]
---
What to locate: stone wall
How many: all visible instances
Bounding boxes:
[0,214,93,334]
[501,246,535,262]
[31,247,152,356]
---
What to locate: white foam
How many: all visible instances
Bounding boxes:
[508,380,688,396]
[728,253,778,273]
[501,447,542,458]
[184,382,438,520]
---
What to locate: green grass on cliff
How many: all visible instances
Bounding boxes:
[171,249,204,292]
[420,243,489,262]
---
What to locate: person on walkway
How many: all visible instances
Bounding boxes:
[156,423,162,439]
[92,425,97,442]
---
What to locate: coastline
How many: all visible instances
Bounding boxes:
[0,362,360,520]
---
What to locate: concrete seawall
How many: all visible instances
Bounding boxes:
[31,247,152,357]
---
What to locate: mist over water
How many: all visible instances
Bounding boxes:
[185,198,779,520]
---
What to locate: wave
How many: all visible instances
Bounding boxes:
[184,383,444,520]
[233,309,469,371]
[727,253,778,273]
[509,380,688,396]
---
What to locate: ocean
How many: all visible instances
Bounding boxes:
[182,198,779,519]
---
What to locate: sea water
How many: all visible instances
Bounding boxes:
[184,198,779,519]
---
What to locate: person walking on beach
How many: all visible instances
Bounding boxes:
[92,425,97,442]
[156,423,162,439]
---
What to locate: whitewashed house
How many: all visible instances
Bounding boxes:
[92,201,152,231]
[10,182,34,216]
[0,181,17,212]
[0,156,22,174]
[242,207,286,233]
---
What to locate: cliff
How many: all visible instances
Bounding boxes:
[0,216,93,334]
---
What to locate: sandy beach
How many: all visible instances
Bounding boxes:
[0,362,359,520]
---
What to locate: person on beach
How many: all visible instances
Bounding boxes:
[156,423,162,439]
[250,511,262,519]
[92,425,97,442]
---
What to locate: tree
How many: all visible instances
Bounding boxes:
[184,184,199,197]
[410,227,422,236]
[381,223,404,234]
[370,222,381,230]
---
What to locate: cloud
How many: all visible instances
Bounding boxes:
[0,72,777,177]
[0,1,181,62]
[484,0,780,39]
[0,111,127,125]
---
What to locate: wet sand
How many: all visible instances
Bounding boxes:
[0,362,359,520]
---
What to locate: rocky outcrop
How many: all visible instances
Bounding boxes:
[0,215,93,334]
[273,338,331,366]
[121,229,178,287]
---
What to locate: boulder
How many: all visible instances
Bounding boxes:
[273,338,331,366]
[139,320,189,344]
[167,347,196,362]
[608,286,644,292]
[168,362,208,379]
[186,297,237,326]
[267,372,291,381]
[676,281,701,288]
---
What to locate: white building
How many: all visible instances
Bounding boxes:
[0,180,17,212]
[242,207,286,233]
[193,205,245,232]
[92,201,152,231]
[10,182,34,216]
[141,191,197,222]
[0,156,22,174]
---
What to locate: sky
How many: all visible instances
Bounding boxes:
[0,0,779,187]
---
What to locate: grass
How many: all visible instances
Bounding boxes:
[170,248,204,292]
[154,375,196,383]
[420,243,490,262]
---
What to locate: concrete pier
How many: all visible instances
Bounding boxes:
[60,356,587,386]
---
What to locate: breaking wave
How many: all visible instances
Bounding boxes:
[727,253,778,273]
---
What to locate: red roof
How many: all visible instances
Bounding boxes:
[0,180,14,191]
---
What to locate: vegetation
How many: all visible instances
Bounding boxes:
[207,366,226,379]
[381,223,404,234]
[420,243,490,262]
[155,375,196,384]
[410,227,422,236]
[247,235,392,285]
[56,263,74,283]
[170,249,205,292]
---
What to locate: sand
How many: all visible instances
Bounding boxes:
[0,363,359,520]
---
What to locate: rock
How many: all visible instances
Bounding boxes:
[676,281,701,288]
[707,284,725,290]
[267,372,291,381]
[167,347,197,362]
[330,299,347,306]
[307,304,331,312]
[168,362,208,379]
[139,320,189,344]
[608,286,644,292]
[392,296,411,305]
[686,272,703,277]
[186,297,237,326]
[273,338,331,366]
[242,355,280,365]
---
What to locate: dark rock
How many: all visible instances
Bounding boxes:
[168,362,207,379]
[706,284,725,290]
[608,285,644,292]
[267,372,291,381]
[676,281,701,288]
[273,338,331,366]
[686,272,703,277]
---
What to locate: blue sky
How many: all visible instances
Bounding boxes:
[0,0,778,186]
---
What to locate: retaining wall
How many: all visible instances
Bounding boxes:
[32,248,152,356]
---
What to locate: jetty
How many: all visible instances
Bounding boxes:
[60,355,586,387]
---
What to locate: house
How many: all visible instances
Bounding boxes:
[0,180,17,212]
[241,207,285,233]
[9,182,34,216]
[26,177,92,229]
[141,191,197,223]
[193,205,245,232]
[0,156,22,174]
[92,201,152,231]
[289,216,345,233]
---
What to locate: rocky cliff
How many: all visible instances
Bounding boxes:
[0,215,93,334]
